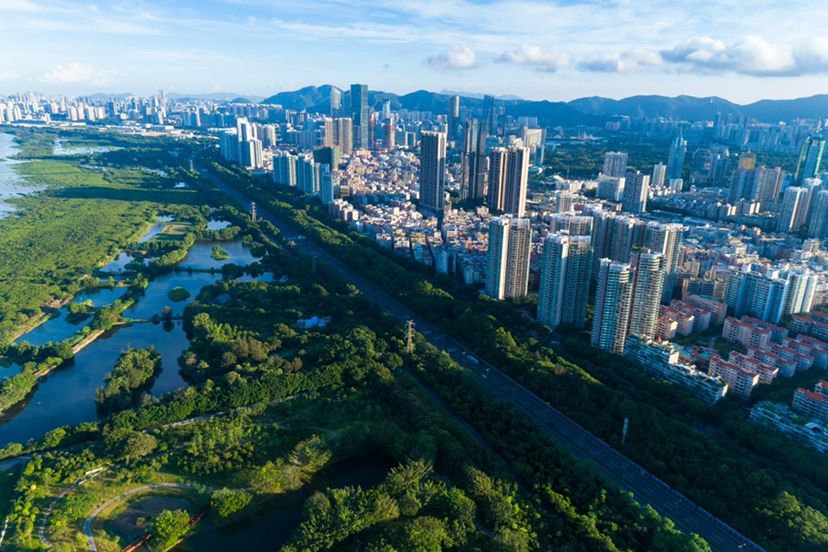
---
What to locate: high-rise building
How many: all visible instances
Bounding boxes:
[602,152,628,177]
[419,130,447,215]
[350,83,370,149]
[329,87,342,117]
[319,165,335,205]
[485,216,532,300]
[488,147,507,211]
[629,253,665,340]
[382,118,396,151]
[483,94,497,136]
[651,162,667,188]
[461,119,488,201]
[808,190,828,238]
[503,146,530,216]
[591,259,634,354]
[596,175,625,201]
[621,170,649,214]
[448,95,461,143]
[537,234,593,329]
[644,222,684,274]
[488,145,529,216]
[796,136,825,183]
[754,166,784,205]
[778,186,807,232]
[667,133,687,180]
[313,146,340,169]
[272,150,297,187]
[296,155,321,195]
[608,215,637,263]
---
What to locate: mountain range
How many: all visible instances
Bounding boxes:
[257,85,828,126]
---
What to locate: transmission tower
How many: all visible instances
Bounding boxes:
[405,320,415,354]
[250,201,257,223]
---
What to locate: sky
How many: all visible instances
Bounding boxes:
[2,0,828,103]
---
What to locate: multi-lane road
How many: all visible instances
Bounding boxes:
[205,168,765,552]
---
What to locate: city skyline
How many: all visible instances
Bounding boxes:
[2,1,828,102]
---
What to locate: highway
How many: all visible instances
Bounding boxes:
[204,168,765,552]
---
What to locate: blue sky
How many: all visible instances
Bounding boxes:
[2,0,828,102]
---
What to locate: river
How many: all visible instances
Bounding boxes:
[0,239,266,446]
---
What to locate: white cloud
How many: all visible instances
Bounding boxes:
[0,0,39,12]
[41,62,112,85]
[425,45,477,70]
[660,35,828,76]
[578,49,662,73]
[497,44,568,72]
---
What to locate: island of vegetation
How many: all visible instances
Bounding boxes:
[167,286,191,302]
[210,244,230,261]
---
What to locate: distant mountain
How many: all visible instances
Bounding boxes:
[261,85,338,111]
[167,92,264,102]
[258,86,828,125]
[742,95,828,122]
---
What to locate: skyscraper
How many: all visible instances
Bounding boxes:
[778,186,807,232]
[419,130,447,215]
[483,94,497,136]
[485,216,532,300]
[504,146,530,216]
[350,83,370,149]
[621,170,649,214]
[487,145,529,216]
[796,136,825,183]
[329,87,341,117]
[448,95,460,143]
[461,119,488,201]
[537,234,593,329]
[591,259,634,354]
[602,152,628,177]
[487,147,507,211]
[628,253,665,340]
[667,133,687,180]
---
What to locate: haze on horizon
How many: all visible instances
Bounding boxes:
[2,0,828,103]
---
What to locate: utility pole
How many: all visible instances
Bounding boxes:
[405,320,415,354]
[250,201,257,223]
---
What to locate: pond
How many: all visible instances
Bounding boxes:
[0,241,267,446]
[176,455,391,551]
[206,219,231,231]
[14,287,127,347]
[100,252,140,274]
[0,132,43,218]
[179,241,260,270]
